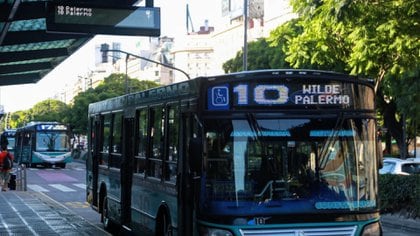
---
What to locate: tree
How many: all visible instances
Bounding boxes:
[269,0,420,156]
[31,99,69,123]
[223,38,291,73]
[68,89,99,135]
[69,73,160,135]
[9,110,31,128]
[9,74,160,136]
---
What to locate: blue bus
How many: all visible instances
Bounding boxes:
[87,70,382,235]
[15,121,72,168]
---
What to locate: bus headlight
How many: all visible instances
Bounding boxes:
[199,226,233,236]
[361,222,382,236]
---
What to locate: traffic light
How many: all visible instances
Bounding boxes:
[100,43,109,63]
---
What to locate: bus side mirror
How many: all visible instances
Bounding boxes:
[189,138,203,174]
[377,139,383,169]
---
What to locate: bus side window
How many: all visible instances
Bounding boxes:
[23,133,30,146]
[165,104,179,183]
[134,108,148,175]
[110,112,123,168]
[101,114,112,166]
[148,106,164,179]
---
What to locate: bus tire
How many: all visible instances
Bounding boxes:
[101,196,116,232]
[156,213,172,236]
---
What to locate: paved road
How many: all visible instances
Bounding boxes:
[24,161,103,228]
[382,225,419,236]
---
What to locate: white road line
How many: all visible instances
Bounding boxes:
[27,184,49,192]
[3,195,39,235]
[72,183,86,189]
[73,168,85,171]
[49,184,76,192]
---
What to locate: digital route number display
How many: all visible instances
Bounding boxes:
[36,124,68,131]
[207,82,357,110]
[46,2,160,36]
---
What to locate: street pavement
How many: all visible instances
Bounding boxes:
[0,191,110,235]
[381,213,420,235]
[1,189,419,235]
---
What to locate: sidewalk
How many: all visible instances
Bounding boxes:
[0,191,110,235]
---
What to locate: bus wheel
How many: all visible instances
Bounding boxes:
[101,196,115,232]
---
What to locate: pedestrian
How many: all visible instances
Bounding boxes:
[0,144,13,191]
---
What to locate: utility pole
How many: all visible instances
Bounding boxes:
[243,0,248,71]
[125,54,129,94]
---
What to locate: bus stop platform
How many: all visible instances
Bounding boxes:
[0,191,110,235]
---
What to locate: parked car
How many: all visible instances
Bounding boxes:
[379,157,420,175]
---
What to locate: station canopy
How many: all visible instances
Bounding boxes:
[0,0,140,86]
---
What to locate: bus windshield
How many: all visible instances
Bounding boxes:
[201,115,378,218]
[36,131,70,151]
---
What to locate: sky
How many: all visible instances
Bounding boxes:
[0,0,220,113]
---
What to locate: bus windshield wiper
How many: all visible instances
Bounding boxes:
[246,113,262,140]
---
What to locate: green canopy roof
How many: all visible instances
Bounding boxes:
[0,0,139,86]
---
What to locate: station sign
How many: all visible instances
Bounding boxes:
[46,2,160,36]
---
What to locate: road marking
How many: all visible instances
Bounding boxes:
[37,172,78,182]
[64,201,90,208]
[72,183,86,189]
[49,184,76,192]
[73,168,85,171]
[27,184,49,192]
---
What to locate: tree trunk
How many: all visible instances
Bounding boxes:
[377,89,404,157]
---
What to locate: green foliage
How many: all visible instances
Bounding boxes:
[31,99,69,123]
[68,73,159,134]
[222,38,291,73]
[9,111,31,128]
[4,100,68,129]
[379,174,420,218]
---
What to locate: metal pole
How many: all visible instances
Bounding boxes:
[125,54,129,94]
[102,49,191,80]
[402,113,406,159]
[243,0,248,71]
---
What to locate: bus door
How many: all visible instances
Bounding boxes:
[179,112,201,236]
[89,116,101,209]
[121,116,134,226]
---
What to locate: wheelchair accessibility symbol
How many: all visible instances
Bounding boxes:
[208,85,229,110]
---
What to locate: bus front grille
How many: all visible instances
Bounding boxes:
[239,226,357,236]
